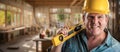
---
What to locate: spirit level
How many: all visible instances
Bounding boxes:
[52,24,85,46]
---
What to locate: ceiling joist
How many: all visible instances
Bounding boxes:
[24,0,84,7]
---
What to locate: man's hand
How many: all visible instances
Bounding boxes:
[50,26,69,52]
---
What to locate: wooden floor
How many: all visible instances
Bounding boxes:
[0,34,42,52]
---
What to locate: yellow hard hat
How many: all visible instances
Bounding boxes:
[82,0,110,14]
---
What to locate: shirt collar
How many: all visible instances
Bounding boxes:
[104,31,112,47]
[81,30,112,47]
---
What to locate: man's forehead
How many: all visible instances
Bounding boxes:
[87,13,106,16]
[84,13,108,17]
[83,12,109,18]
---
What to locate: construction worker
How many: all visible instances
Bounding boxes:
[50,0,120,52]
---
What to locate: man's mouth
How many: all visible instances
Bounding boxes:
[91,26,99,29]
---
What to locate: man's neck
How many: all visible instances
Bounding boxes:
[86,31,107,51]
[86,31,107,40]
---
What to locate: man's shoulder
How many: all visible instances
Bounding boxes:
[111,37,120,45]
[107,31,120,47]
[102,38,120,52]
[63,29,86,44]
[111,42,120,52]
[110,37,120,50]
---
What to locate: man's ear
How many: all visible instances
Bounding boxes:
[106,15,109,23]
[82,14,86,26]
[82,13,88,22]
[82,14,85,22]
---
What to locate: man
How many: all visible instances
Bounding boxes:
[51,0,120,52]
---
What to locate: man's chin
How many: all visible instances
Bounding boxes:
[91,32,101,36]
[90,30,100,36]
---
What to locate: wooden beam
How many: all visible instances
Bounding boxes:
[27,1,72,4]
[70,0,84,6]
[70,0,78,6]
[33,4,70,7]
[75,0,84,6]
[28,1,71,6]
[25,0,73,2]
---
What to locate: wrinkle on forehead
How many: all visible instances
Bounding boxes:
[83,13,109,18]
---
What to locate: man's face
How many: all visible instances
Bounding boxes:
[83,13,108,36]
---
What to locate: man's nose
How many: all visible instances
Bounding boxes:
[92,17,99,24]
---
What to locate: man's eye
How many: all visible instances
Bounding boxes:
[88,16,94,19]
[98,16,103,18]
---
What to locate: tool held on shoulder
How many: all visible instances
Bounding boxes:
[52,24,85,46]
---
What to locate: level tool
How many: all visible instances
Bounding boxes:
[52,24,85,46]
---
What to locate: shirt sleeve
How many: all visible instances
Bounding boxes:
[61,41,67,52]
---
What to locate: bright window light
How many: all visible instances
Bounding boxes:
[52,8,57,13]
[37,13,42,17]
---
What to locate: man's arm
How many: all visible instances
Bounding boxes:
[51,27,69,52]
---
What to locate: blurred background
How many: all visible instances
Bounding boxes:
[0,0,120,52]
